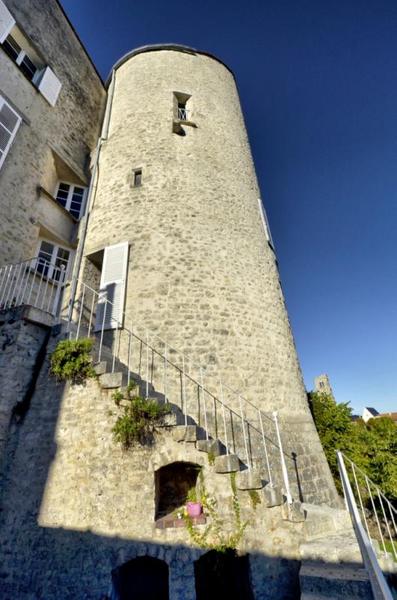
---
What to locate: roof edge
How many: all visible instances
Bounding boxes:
[105,44,235,86]
[56,0,104,86]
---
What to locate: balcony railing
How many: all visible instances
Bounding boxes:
[0,256,66,316]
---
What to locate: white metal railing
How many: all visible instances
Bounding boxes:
[69,280,296,504]
[178,107,188,121]
[0,256,66,316]
[337,451,395,599]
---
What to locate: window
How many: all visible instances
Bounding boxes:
[133,168,142,187]
[0,95,21,170]
[174,92,191,122]
[0,14,62,106]
[55,182,87,219]
[36,240,71,282]
[2,34,38,81]
[178,101,188,121]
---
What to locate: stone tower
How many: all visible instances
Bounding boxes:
[80,44,337,506]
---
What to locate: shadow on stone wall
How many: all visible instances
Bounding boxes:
[0,328,373,600]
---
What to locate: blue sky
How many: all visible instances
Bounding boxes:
[60,0,397,415]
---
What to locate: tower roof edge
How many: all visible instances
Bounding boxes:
[105,44,235,86]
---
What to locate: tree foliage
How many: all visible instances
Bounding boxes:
[308,392,397,502]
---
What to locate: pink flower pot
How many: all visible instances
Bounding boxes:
[186,502,202,517]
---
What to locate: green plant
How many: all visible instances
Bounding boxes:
[207,450,215,466]
[112,386,170,448]
[184,471,247,552]
[112,390,124,406]
[186,487,198,503]
[248,489,261,510]
[50,338,96,383]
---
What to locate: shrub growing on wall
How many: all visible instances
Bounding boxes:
[50,338,96,383]
[112,384,171,448]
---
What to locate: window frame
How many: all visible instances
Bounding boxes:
[54,180,88,220]
[2,33,38,81]
[35,238,73,282]
[0,94,22,171]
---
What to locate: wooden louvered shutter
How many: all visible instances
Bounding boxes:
[95,242,129,331]
[37,66,62,106]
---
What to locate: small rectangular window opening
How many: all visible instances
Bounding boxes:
[174,92,191,122]
[133,169,142,187]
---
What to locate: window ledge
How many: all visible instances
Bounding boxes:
[37,186,78,224]
[155,514,206,529]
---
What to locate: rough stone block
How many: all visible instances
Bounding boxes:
[263,484,284,507]
[236,470,263,490]
[99,372,123,389]
[283,500,306,522]
[172,425,198,442]
[196,439,222,456]
[94,361,107,376]
[214,454,240,473]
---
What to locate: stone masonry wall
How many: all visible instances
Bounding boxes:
[0,342,305,599]
[0,307,50,467]
[0,0,105,266]
[81,47,338,506]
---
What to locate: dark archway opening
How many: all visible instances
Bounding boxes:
[111,556,169,600]
[194,549,254,600]
[155,461,200,519]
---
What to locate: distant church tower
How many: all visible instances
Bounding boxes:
[314,374,334,399]
[80,44,337,505]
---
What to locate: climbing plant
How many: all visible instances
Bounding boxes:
[184,471,247,552]
[50,338,96,383]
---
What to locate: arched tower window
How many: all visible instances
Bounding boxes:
[155,461,201,520]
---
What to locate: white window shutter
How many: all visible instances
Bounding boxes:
[95,242,129,331]
[0,96,21,170]
[0,0,15,44]
[37,66,62,107]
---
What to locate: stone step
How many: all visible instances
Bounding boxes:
[236,470,263,490]
[94,361,107,376]
[196,439,222,456]
[299,561,373,599]
[283,500,306,523]
[172,425,199,442]
[263,483,284,507]
[214,453,240,473]
[99,372,123,389]
[300,532,363,564]
[303,503,351,540]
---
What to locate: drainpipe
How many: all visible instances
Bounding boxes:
[67,69,116,325]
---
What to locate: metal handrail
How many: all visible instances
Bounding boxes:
[0,256,66,316]
[69,280,295,501]
[337,451,395,600]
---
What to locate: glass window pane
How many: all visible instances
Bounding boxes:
[0,103,19,133]
[20,55,36,81]
[2,35,20,62]
[0,124,11,152]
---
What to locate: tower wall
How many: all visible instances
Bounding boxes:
[83,47,337,505]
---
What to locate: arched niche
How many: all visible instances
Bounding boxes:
[155,461,201,519]
[111,556,169,600]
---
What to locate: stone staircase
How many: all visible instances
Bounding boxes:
[91,341,384,599]
[93,344,297,517]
